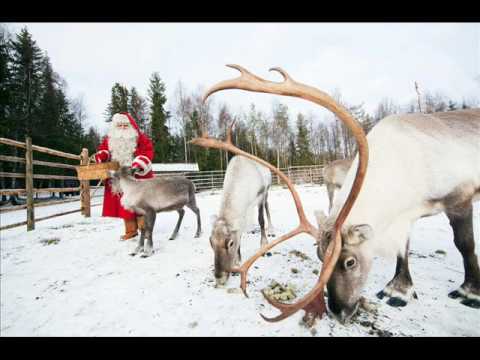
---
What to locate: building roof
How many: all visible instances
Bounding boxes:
[151,163,199,172]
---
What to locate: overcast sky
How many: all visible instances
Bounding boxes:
[6,22,480,135]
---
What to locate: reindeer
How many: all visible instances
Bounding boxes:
[189,64,479,327]
[109,166,202,257]
[323,158,353,213]
[209,155,274,286]
[315,109,480,322]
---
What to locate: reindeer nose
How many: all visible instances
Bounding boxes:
[327,297,359,324]
[214,272,229,287]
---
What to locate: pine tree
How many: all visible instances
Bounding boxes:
[128,86,148,134]
[9,27,44,139]
[0,25,12,138]
[148,72,171,163]
[83,126,101,154]
[35,55,61,148]
[7,27,43,192]
[295,113,313,165]
[105,83,129,121]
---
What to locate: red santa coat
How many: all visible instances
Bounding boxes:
[95,112,154,220]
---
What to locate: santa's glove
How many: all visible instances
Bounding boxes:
[130,167,141,175]
[131,155,152,176]
[95,150,110,163]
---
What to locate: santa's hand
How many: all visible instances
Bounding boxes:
[131,167,141,175]
[131,155,152,176]
[95,150,110,163]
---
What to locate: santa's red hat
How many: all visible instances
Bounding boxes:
[111,112,140,134]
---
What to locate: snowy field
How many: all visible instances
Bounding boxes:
[1,185,479,337]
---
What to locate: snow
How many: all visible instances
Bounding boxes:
[151,163,199,173]
[1,185,479,337]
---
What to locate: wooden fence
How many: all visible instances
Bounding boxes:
[1,137,327,232]
[0,137,100,231]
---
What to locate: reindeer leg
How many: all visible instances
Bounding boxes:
[258,202,268,247]
[169,208,185,240]
[447,204,480,308]
[141,209,156,258]
[130,228,145,256]
[377,239,417,307]
[264,192,275,237]
[187,202,202,238]
[326,183,335,214]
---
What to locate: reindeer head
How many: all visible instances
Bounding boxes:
[209,216,241,286]
[108,166,136,195]
[316,210,374,322]
[190,64,369,324]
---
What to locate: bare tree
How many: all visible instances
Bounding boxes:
[172,81,193,162]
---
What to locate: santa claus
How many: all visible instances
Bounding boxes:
[95,112,154,240]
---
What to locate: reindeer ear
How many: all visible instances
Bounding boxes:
[314,210,328,228]
[345,224,373,246]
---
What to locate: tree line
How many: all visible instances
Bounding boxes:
[106,77,477,171]
[2,25,479,183]
[0,25,101,200]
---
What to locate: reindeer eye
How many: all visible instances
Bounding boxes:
[344,257,356,269]
[227,239,235,249]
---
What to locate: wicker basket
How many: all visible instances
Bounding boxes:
[75,161,120,180]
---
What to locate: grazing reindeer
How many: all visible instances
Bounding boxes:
[190,64,479,326]
[109,166,202,257]
[323,158,353,213]
[210,155,273,286]
[316,109,480,322]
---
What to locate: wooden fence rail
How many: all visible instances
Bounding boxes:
[0,137,90,232]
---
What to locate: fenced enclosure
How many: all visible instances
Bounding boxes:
[1,136,327,232]
[0,137,102,231]
[157,164,326,192]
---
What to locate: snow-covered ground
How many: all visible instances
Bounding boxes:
[1,185,479,337]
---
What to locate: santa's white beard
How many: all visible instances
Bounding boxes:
[108,126,138,167]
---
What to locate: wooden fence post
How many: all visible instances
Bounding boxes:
[25,137,35,231]
[80,148,91,217]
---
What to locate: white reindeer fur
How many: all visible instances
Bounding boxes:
[217,156,272,234]
[330,110,480,258]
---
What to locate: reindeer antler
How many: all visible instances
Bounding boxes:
[191,65,368,324]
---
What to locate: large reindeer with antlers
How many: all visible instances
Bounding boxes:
[192,64,480,326]
[317,109,480,322]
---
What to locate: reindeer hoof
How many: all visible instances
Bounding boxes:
[386,297,407,307]
[141,248,154,257]
[376,290,386,300]
[460,298,480,309]
[448,290,463,299]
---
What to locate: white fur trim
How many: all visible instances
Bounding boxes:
[132,156,152,176]
[112,113,131,126]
